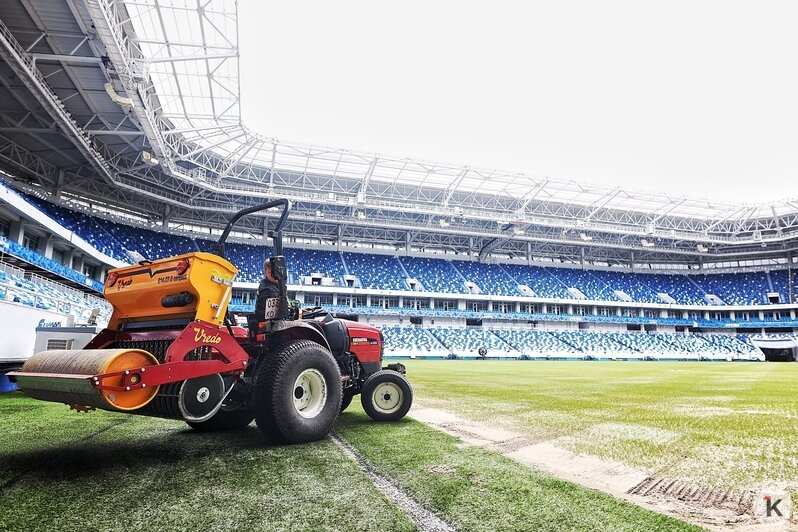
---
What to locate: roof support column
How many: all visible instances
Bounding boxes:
[9,219,24,245]
[42,234,54,259]
[161,204,171,229]
[53,168,64,200]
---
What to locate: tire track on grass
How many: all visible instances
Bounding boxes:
[0,419,129,496]
[329,431,454,532]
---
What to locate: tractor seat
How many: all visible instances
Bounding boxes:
[321,318,348,355]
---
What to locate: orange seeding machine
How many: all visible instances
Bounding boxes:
[10,200,412,443]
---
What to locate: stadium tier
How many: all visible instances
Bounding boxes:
[428,327,519,357]
[7,193,798,314]
[494,329,576,355]
[0,236,103,293]
[0,265,110,324]
[381,326,448,357]
[378,327,765,360]
[691,272,773,306]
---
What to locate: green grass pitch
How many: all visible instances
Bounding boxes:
[0,387,696,531]
[404,359,798,490]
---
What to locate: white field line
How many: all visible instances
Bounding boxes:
[329,431,455,532]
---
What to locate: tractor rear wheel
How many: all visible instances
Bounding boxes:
[361,370,413,422]
[186,403,254,432]
[252,340,342,444]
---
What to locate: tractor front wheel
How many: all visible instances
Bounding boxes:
[252,340,342,444]
[361,370,413,422]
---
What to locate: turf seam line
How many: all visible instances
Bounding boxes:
[329,431,455,532]
[0,419,128,497]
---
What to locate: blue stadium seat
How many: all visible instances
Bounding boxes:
[451,260,520,296]
[501,264,571,299]
[285,249,346,285]
[399,256,467,294]
[342,253,407,290]
[381,326,448,357]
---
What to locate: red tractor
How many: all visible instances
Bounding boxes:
[10,200,412,443]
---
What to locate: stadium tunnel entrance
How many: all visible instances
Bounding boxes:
[750,337,798,362]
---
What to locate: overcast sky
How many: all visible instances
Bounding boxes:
[239,1,798,204]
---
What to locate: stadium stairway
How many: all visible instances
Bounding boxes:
[550,332,584,353]
[684,275,714,304]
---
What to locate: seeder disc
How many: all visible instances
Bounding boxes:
[178,374,225,422]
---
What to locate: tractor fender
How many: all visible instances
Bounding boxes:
[270,320,332,353]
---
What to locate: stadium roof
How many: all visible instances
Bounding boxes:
[2,0,798,267]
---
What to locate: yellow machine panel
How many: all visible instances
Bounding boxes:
[104,252,237,327]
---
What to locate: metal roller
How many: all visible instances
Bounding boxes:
[14,349,159,412]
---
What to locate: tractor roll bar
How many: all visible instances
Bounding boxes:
[214,199,292,259]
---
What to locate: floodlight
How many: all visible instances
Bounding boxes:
[142,151,159,166]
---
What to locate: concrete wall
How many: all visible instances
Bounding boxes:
[0,301,70,363]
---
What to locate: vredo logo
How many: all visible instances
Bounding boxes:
[175,258,190,275]
[193,327,222,345]
[107,271,132,290]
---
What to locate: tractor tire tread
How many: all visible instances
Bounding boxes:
[253,340,341,444]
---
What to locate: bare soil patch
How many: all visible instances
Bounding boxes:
[410,406,796,531]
